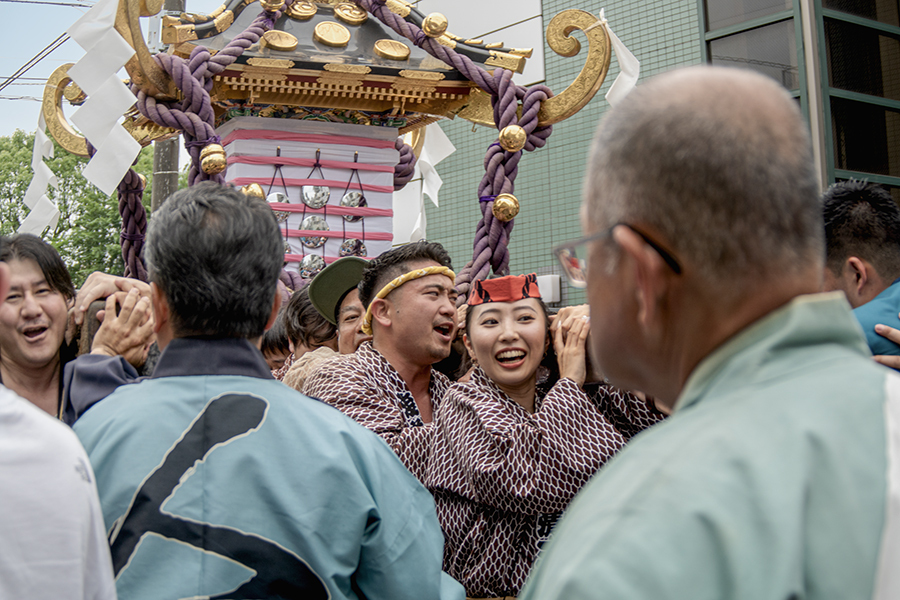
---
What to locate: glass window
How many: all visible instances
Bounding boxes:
[826,19,900,100]
[822,0,900,27]
[710,20,800,89]
[832,97,900,177]
[706,0,792,30]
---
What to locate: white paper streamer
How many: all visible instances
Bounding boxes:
[19,113,60,235]
[392,123,456,244]
[590,9,641,107]
[65,0,140,196]
[18,196,60,236]
[82,127,142,196]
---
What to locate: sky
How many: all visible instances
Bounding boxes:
[0,0,544,148]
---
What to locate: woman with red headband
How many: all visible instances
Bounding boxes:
[426,273,665,598]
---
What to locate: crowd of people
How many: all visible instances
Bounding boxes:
[3,65,900,600]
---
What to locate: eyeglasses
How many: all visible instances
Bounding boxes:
[552,223,682,289]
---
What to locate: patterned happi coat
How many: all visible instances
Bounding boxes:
[302,341,449,482]
[426,367,666,597]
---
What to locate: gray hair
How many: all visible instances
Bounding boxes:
[583,66,823,294]
[145,182,284,339]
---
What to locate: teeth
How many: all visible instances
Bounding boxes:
[497,350,525,361]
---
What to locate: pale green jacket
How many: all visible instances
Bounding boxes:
[521,293,900,600]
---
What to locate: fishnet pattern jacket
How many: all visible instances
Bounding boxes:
[302,341,450,482]
[425,367,666,597]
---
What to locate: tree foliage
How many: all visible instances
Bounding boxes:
[0,130,174,287]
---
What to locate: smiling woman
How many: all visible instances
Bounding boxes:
[0,234,76,417]
[425,273,667,598]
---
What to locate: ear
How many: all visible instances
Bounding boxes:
[370,297,393,330]
[462,332,474,358]
[150,282,169,335]
[0,262,9,305]
[614,226,671,334]
[264,290,283,331]
[150,282,174,349]
[845,257,869,297]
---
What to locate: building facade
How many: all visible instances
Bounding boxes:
[424,0,899,306]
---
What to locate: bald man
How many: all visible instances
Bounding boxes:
[521,66,900,600]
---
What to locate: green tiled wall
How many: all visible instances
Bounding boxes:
[424,0,702,306]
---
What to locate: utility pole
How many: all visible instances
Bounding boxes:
[151,0,186,211]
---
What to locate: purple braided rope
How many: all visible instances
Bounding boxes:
[394,137,417,190]
[86,141,149,281]
[352,0,556,303]
[117,169,148,281]
[132,5,287,186]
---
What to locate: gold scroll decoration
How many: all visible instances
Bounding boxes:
[42,64,89,157]
[537,9,611,125]
[117,0,177,99]
[458,9,611,129]
[43,64,179,156]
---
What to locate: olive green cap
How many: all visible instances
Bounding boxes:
[307,256,368,325]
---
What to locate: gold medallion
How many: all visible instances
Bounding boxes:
[285,0,316,20]
[374,39,411,61]
[314,21,351,47]
[262,30,299,52]
[334,2,368,26]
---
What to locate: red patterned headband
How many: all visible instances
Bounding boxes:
[468,274,542,306]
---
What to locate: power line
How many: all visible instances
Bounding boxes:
[0,0,94,6]
[0,33,69,95]
[0,95,43,101]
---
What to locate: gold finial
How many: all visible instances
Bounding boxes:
[422,13,448,38]
[137,173,147,189]
[259,0,285,12]
[498,125,527,153]
[492,193,520,222]
[200,144,227,175]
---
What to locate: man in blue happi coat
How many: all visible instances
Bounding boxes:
[74,181,463,600]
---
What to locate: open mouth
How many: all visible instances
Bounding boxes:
[22,325,48,339]
[496,350,526,364]
[434,323,453,337]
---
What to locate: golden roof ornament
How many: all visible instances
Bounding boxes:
[286,1,316,20]
[374,39,410,61]
[314,21,351,47]
[334,2,368,26]
[262,30,299,51]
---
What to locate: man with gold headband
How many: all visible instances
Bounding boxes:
[303,241,458,481]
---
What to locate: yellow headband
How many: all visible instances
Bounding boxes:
[361,266,456,335]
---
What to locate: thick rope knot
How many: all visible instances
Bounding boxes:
[132,6,280,186]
